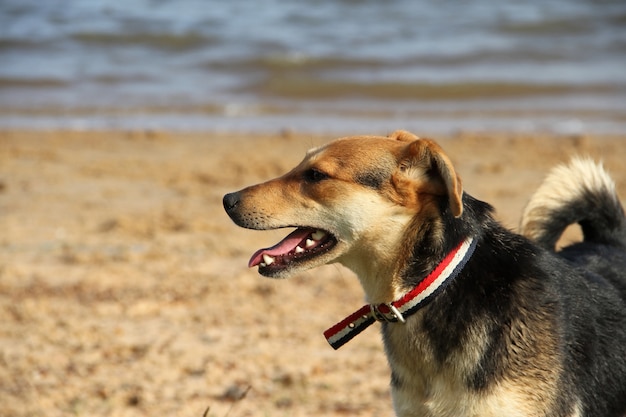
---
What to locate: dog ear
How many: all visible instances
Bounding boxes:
[388,130,420,143]
[399,139,463,217]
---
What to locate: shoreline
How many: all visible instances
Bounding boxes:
[1,108,625,137]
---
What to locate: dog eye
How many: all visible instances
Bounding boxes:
[303,168,329,183]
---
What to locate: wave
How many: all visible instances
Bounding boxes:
[209,50,571,75]
[71,31,213,51]
[497,11,626,35]
[0,77,68,88]
[244,78,620,101]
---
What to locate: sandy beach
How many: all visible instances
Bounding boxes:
[1,129,625,417]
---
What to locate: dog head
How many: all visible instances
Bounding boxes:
[223,130,462,298]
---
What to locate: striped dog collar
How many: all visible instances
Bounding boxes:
[323,236,477,350]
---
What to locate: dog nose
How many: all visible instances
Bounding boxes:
[223,192,241,213]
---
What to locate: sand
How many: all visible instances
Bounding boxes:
[1,129,625,417]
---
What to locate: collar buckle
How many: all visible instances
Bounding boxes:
[370,303,406,324]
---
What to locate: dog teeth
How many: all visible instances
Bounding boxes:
[311,230,326,240]
[295,246,305,253]
[262,254,275,266]
[304,230,326,249]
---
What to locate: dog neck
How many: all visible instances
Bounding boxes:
[336,213,422,305]
[338,212,452,305]
[339,250,405,304]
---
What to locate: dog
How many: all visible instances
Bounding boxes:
[223,130,626,417]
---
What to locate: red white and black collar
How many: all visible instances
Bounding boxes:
[324,236,477,350]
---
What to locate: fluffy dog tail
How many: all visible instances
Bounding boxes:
[520,158,626,250]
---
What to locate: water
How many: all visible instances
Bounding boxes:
[1,0,625,134]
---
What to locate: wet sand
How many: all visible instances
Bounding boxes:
[1,129,625,416]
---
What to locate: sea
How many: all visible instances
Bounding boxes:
[1,0,625,135]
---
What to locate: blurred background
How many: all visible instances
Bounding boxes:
[1,0,625,134]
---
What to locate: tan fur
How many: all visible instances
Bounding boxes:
[520,157,618,248]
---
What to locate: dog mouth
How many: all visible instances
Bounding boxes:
[248,227,338,274]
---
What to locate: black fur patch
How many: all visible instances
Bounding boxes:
[355,170,386,189]
[390,370,404,389]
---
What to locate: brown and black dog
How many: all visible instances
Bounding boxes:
[223,130,626,417]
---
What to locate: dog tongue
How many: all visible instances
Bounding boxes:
[248,228,314,267]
